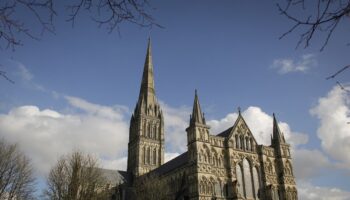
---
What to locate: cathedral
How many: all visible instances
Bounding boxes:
[113,39,298,200]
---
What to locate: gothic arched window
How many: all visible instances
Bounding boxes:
[200,180,204,194]
[246,137,250,151]
[240,136,245,150]
[143,120,146,136]
[253,166,260,199]
[147,147,151,164]
[143,146,146,164]
[153,125,157,139]
[153,148,157,164]
[243,159,254,198]
[236,135,240,149]
[154,125,158,139]
[147,123,151,138]
[236,164,244,196]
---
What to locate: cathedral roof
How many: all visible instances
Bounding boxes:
[153,152,188,175]
[99,168,132,186]
[216,126,233,137]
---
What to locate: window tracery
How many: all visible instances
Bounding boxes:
[153,148,157,164]
[236,135,240,149]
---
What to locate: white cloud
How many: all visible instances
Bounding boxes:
[208,113,238,135]
[298,181,350,200]
[17,63,33,81]
[0,99,130,176]
[65,96,129,120]
[165,152,180,162]
[100,156,127,171]
[12,62,47,92]
[160,101,190,153]
[272,54,316,74]
[310,85,350,166]
[293,149,330,179]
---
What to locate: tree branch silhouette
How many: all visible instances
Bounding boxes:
[278,0,350,91]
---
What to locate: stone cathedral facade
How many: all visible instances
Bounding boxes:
[115,40,298,200]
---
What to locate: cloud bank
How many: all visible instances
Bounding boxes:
[0,97,130,175]
[310,85,350,167]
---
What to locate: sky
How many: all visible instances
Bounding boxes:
[0,0,350,199]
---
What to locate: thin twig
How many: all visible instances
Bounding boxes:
[0,70,14,83]
[66,0,162,34]
[0,0,56,50]
[336,81,350,93]
[326,65,350,80]
[277,0,350,51]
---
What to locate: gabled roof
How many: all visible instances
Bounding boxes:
[153,152,188,175]
[216,113,258,144]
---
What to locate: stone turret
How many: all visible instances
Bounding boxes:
[186,90,210,145]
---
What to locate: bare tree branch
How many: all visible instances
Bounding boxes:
[1,0,160,50]
[0,70,14,83]
[0,0,56,50]
[43,151,112,200]
[0,139,35,200]
[336,81,350,93]
[326,65,350,80]
[278,0,350,93]
[66,0,162,34]
[277,0,350,51]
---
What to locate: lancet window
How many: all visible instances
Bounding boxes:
[236,159,261,199]
[153,148,157,164]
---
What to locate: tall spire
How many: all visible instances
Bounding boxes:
[272,113,286,144]
[190,90,206,125]
[138,38,157,107]
[128,38,164,177]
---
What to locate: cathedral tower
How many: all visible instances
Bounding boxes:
[127,39,164,177]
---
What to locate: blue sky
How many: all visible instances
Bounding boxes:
[1,0,350,199]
